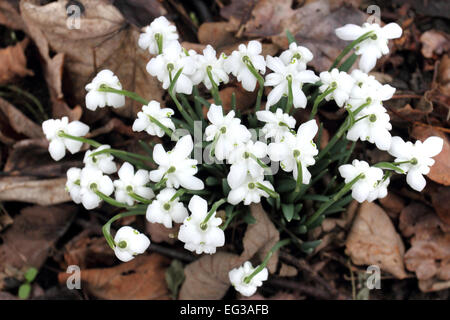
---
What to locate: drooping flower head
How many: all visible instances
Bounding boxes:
[256,108,296,143]
[149,135,204,190]
[319,68,355,107]
[146,188,188,228]
[78,166,114,210]
[229,261,268,297]
[279,42,314,71]
[227,173,274,206]
[388,136,443,192]
[335,22,402,72]
[138,16,179,55]
[114,162,154,206]
[85,69,125,111]
[224,40,266,92]
[83,144,117,174]
[42,117,90,161]
[191,45,229,90]
[178,195,225,254]
[132,100,175,138]
[113,226,150,262]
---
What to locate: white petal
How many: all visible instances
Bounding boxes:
[49,139,66,161]
[335,24,364,40]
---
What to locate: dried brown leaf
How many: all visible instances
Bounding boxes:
[0,38,33,85]
[0,177,70,205]
[420,30,450,59]
[0,204,76,273]
[58,254,171,300]
[345,202,407,279]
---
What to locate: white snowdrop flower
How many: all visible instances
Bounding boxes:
[267,120,319,184]
[229,261,268,297]
[146,188,188,228]
[138,16,179,54]
[388,136,443,192]
[346,102,392,151]
[265,56,319,109]
[256,108,296,143]
[227,140,267,188]
[146,41,196,95]
[114,162,154,206]
[66,167,82,204]
[367,177,390,202]
[132,100,175,137]
[83,145,117,174]
[85,69,125,111]
[79,166,114,210]
[279,42,314,71]
[149,135,204,190]
[319,68,355,107]
[205,104,251,161]
[113,226,150,262]
[42,116,90,161]
[224,40,266,92]
[335,22,402,72]
[338,159,384,203]
[178,195,225,254]
[227,173,274,205]
[191,45,229,89]
[347,69,396,110]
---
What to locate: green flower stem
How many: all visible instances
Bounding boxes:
[309,86,335,120]
[352,98,372,116]
[207,66,222,106]
[329,31,375,71]
[58,132,101,148]
[89,148,153,163]
[243,239,291,284]
[97,85,148,105]
[200,198,227,229]
[285,75,294,114]
[316,115,352,161]
[93,188,129,208]
[192,86,204,119]
[243,57,265,110]
[102,210,146,250]
[256,183,279,203]
[154,178,168,190]
[5,85,48,121]
[285,160,303,203]
[220,209,242,230]
[147,114,175,139]
[170,188,186,202]
[179,94,199,121]
[169,68,195,129]
[373,162,405,173]
[128,192,152,204]
[304,173,364,228]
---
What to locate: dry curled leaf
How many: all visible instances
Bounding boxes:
[420,30,450,59]
[411,125,450,186]
[0,38,33,85]
[58,254,171,300]
[400,202,450,292]
[0,204,76,274]
[179,203,280,299]
[0,177,70,205]
[20,0,163,119]
[345,202,407,279]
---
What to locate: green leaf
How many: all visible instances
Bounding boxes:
[205,176,220,186]
[165,260,185,300]
[243,210,256,224]
[18,284,31,300]
[222,178,231,196]
[301,240,322,254]
[276,179,296,193]
[24,267,38,283]
[281,203,295,222]
[286,30,296,44]
[302,194,330,202]
[338,53,358,72]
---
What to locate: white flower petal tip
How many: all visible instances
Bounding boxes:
[113,226,150,262]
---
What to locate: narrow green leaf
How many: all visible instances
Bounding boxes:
[165,260,185,300]
[286,30,296,45]
[18,284,31,299]
[24,267,38,283]
[281,203,295,222]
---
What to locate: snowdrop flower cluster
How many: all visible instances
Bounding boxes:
[178,195,225,254]
[132,100,175,137]
[42,116,89,161]
[85,69,125,111]
[40,15,445,298]
[229,261,268,297]
[388,136,443,191]
[336,22,402,72]
[113,226,150,262]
